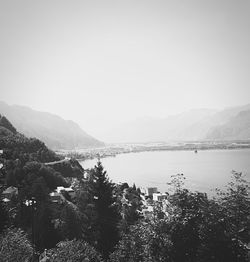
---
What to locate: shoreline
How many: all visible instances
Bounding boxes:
[56,141,250,161]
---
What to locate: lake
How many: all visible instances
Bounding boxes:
[80,149,250,196]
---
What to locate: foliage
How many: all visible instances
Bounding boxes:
[0,115,16,134]
[76,160,120,259]
[115,183,143,233]
[0,228,33,262]
[110,172,250,262]
[1,116,250,262]
[213,171,250,261]
[0,133,59,164]
[89,161,120,258]
[0,199,8,233]
[59,202,85,240]
[47,239,103,262]
[47,159,84,178]
[109,218,173,262]
[33,202,60,251]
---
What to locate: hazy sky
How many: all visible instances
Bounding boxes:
[0,0,250,138]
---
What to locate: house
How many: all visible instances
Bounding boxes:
[152,192,168,202]
[56,186,75,199]
[146,187,158,196]
[49,192,64,203]
[2,186,18,200]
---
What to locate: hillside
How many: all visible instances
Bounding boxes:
[0,115,84,187]
[101,104,250,143]
[0,101,104,150]
[100,109,218,143]
[0,113,59,163]
[206,110,250,140]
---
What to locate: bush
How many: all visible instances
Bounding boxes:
[0,228,33,262]
[47,239,103,262]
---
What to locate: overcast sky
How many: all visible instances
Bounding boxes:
[0,0,250,138]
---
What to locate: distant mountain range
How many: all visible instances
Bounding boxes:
[0,101,104,150]
[206,109,250,140]
[101,104,250,143]
[1,101,250,146]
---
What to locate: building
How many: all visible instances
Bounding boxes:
[2,186,18,200]
[56,186,75,199]
[146,187,158,196]
[153,192,168,202]
[49,192,64,203]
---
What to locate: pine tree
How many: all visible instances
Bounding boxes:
[89,160,120,259]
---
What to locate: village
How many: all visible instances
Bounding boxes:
[1,182,171,220]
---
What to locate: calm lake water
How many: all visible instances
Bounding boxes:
[80,149,250,196]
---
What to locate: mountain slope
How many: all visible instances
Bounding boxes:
[101,104,250,143]
[206,110,250,140]
[0,101,104,149]
[101,109,218,142]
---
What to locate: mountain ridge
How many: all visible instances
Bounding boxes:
[101,104,250,143]
[206,109,250,140]
[0,101,104,150]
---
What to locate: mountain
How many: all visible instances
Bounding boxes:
[101,104,250,143]
[206,110,250,140]
[0,114,59,163]
[0,101,104,149]
[101,109,218,143]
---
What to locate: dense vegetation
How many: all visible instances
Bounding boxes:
[0,116,249,261]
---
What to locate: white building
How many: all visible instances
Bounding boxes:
[2,186,18,200]
[153,192,168,202]
[56,186,75,199]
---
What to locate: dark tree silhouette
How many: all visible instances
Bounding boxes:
[89,160,120,259]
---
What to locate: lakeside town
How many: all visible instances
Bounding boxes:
[56,140,250,161]
[2,182,171,222]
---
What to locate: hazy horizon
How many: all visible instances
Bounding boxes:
[1,0,250,140]
[1,99,250,143]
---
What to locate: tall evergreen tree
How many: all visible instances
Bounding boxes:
[89,160,120,259]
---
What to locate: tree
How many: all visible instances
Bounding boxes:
[75,171,100,245]
[0,200,8,233]
[109,217,173,262]
[215,171,250,261]
[34,202,60,251]
[47,239,103,262]
[0,228,33,262]
[59,202,84,240]
[88,160,120,258]
[115,184,143,233]
[109,223,149,262]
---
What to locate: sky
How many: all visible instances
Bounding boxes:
[0,0,250,139]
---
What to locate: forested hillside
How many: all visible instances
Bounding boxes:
[0,116,249,262]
